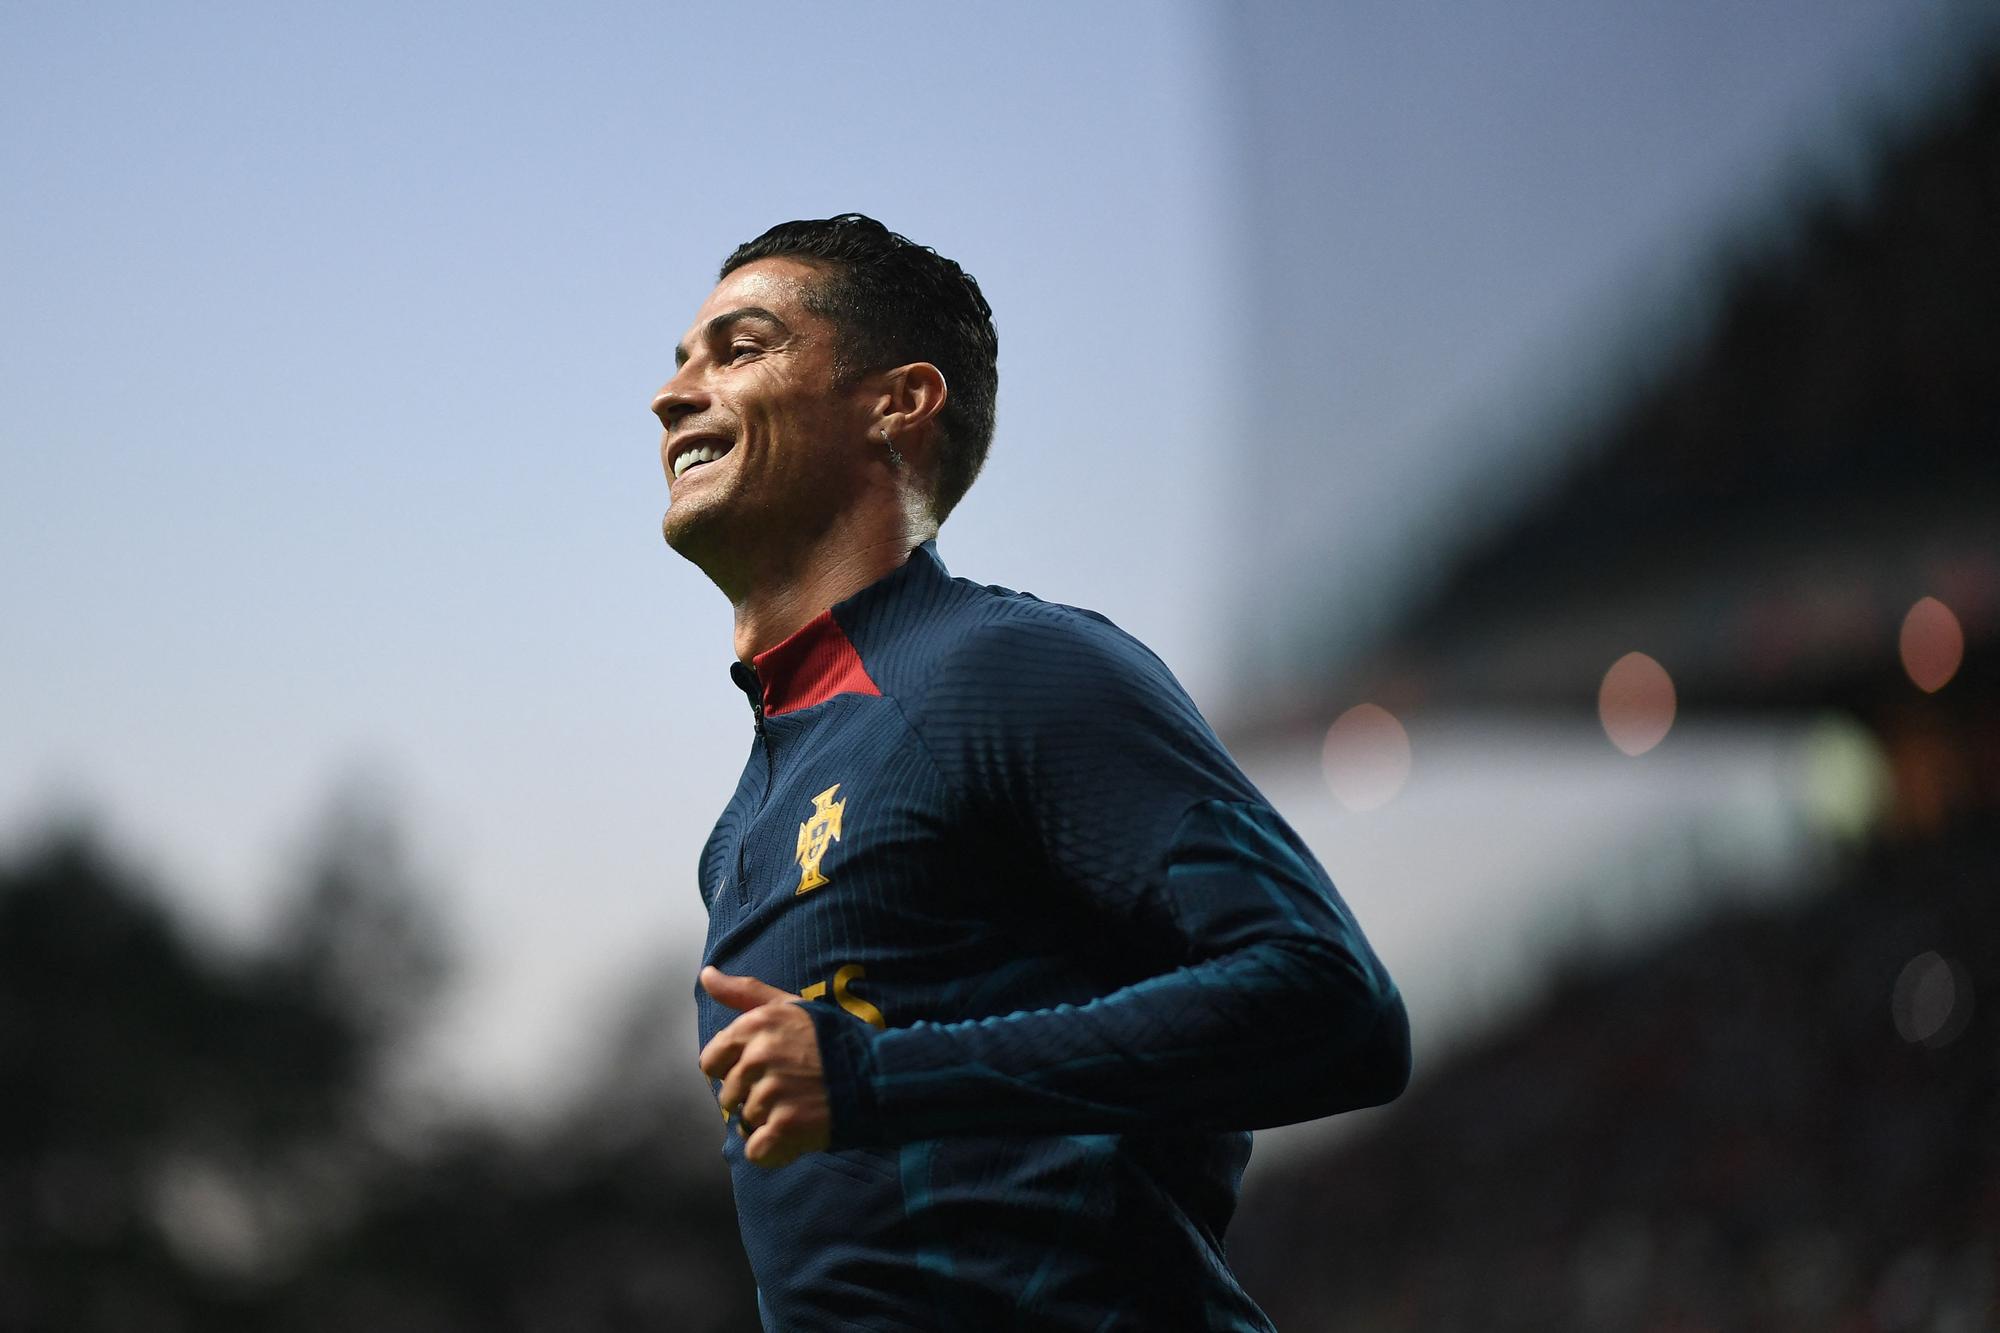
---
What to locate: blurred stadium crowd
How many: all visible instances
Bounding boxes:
[1234,44,1998,1333]
[4,39,1995,1333]
[1234,821,1996,1331]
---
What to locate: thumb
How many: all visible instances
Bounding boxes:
[701,965,797,1012]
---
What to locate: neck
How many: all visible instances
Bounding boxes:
[726,508,936,664]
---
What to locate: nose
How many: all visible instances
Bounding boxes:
[652,368,708,430]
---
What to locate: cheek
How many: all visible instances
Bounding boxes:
[747,396,822,455]
[735,381,793,437]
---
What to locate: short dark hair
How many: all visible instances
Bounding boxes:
[721,214,999,523]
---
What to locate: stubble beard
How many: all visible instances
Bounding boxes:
[664,472,842,605]
[662,482,747,594]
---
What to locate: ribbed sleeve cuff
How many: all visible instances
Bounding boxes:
[799,1001,883,1149]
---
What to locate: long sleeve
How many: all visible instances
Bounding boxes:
[809,610,1409,1147]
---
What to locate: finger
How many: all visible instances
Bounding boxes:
[741,1081,780,1130]
[700,1008,768,1080]
[744,1118,799,1169]
[701,965,799,1013]
[699,1020,752,1080]
[717,1058,758,1126]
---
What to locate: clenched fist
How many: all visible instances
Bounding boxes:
[698,966,833,1168]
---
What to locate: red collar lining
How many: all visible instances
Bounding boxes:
[751,609,883,717]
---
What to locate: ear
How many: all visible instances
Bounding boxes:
[875,361,948,446]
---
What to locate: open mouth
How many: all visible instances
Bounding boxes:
[670,437,734,481]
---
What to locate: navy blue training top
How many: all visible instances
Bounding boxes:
[694,541,1409,1332]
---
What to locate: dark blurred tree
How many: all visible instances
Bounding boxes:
[0,808,758,1333]
[263,962,759,1333]
[267,783,451,1063]
[0,825,367,1328]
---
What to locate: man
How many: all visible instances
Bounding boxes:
[656,214,1408,1331]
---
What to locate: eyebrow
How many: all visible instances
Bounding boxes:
[674,305,789,368]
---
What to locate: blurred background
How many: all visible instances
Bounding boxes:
[3,1,1995,1328]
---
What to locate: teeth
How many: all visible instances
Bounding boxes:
[673,443,725,480]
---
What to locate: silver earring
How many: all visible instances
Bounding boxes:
[880,428,905,468]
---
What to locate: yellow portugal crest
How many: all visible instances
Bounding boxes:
[794,784,845,895]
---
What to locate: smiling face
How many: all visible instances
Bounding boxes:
[653,257,876,579]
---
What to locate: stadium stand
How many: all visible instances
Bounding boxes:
[1230,44,1999,1333]
[1234,812,1996,1331]
[1337,44,1998,718]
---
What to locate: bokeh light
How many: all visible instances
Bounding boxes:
[1890,951,1974,1048]
[1898,596,1964,693]
[1796,714,1893,842]
[1321,704,1412,812]
[1598,652,1676,756]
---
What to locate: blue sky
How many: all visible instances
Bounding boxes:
[1,0,1971,1102]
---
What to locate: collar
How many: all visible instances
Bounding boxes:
[727,541,948,717]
